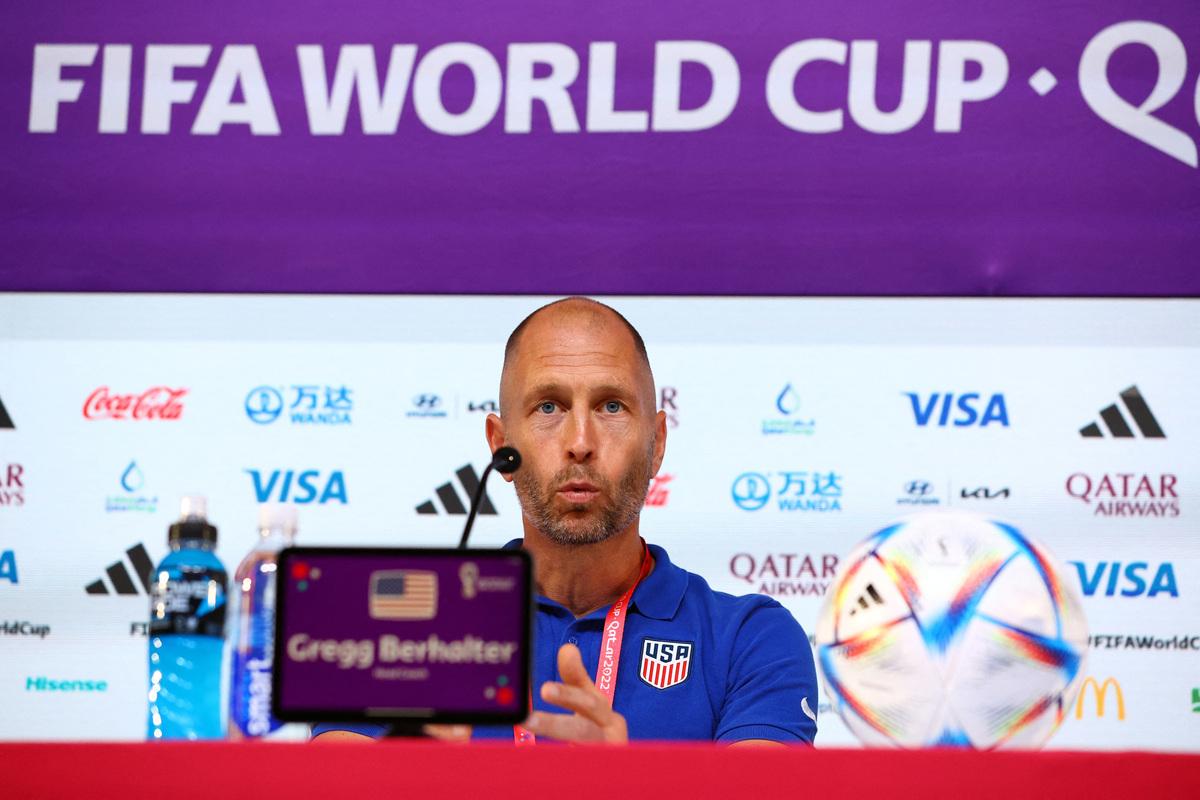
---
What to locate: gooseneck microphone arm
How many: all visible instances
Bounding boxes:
[458,446,521,549]
[386,446,523,738]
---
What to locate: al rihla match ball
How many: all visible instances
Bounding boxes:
[815,510,1089,749]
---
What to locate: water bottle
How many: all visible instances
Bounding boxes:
[147,496,227,740]
[229,504,305,740]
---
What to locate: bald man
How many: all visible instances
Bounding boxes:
[313,297,818,744]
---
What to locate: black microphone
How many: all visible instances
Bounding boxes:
[458,446,521,549]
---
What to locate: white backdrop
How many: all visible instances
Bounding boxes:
[0,295,1196,750]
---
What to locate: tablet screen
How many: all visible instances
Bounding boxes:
[273,547,532,724]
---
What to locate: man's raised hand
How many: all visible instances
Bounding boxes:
[522,644,629,744]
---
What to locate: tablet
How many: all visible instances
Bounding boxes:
[272,547,532,725]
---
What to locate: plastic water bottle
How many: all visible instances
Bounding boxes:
[147,496,227,740]
[229,504,305,740]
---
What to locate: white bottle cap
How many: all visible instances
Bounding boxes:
[179,495,207,520]
[258,503,299,536]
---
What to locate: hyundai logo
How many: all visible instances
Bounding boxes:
[905,480,934,496]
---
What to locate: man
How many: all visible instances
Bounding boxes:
[315,297,818,744]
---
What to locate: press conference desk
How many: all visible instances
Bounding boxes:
[5,742,1196,797]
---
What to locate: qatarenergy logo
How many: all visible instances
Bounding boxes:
[26,676,108,692]
[1089,634,1200,651]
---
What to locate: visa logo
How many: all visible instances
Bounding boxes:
[0,550,18,584]
[905,393,1009,427]
[1071,561,1178,598]
[246,470,347,504]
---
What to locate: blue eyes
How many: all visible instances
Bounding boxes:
[535,401,624,414]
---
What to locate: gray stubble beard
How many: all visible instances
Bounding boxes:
[513,441,654,546]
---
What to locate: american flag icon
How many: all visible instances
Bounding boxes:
[368,570,438,620]
[639,639,692,690]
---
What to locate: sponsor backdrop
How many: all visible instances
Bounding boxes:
[2,1,1200,296]
[0,295,1197,751]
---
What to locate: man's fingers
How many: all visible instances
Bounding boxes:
[529,643,631,744]
[523,711,603,743]
[541,680,606,723]
[556,643,592,687]
[421,724,472,743]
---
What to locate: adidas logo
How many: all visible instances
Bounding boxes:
[848,583,885,616]
[1080,385,1165,439]
[85,543,154,595]
[0,395,14,429]
[416,464,496,516]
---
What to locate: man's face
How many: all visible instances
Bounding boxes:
[488,309,666,545]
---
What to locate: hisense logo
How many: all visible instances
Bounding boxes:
[26,676,109,692]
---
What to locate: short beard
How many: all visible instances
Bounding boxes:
[514,443,654,546]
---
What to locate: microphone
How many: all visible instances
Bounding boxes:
[458,446,521,549]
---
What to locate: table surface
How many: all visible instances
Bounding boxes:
[3,742,1198,799]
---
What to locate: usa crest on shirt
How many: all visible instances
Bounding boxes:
[639,639,693,689]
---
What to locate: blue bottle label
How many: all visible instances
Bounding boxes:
[149,564,227,636]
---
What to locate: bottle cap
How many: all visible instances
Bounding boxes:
[180,495,207,520]
[258,503,299,536]
[170,495,218,544]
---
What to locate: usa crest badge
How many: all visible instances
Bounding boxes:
[639,639,693,689]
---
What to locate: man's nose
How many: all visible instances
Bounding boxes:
[565,407,596,463]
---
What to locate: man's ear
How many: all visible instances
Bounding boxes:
[651,409,667,475]
[485,413,514,483]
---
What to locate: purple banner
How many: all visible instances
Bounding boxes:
[2,1,1198,296]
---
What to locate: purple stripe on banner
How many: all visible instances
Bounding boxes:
[1,1,1197,296]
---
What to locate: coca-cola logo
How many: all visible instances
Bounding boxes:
[83,387,187,421]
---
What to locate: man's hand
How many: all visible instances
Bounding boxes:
[421,724,473,742]
[522,644,629,744]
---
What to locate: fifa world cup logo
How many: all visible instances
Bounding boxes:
[459,562,479,599]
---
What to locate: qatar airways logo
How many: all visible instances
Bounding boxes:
[1065,473,1179,518]
[83,387,187,421]
[26,22,1200,167]
[730,553,839,598]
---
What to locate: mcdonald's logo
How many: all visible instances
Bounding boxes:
[1074,676,1126,720]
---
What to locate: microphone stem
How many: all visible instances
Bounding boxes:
[458,462,495,549]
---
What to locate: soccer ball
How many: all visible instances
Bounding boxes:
[815,510,1088,749]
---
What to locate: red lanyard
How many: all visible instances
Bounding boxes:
[514,542,653,745]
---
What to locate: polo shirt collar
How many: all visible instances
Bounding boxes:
[632,543,687,620]
[502,539,688,621]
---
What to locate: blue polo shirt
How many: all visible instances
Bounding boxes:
[312,541,818,743]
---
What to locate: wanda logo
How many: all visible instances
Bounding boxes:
[83,387,187,420]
